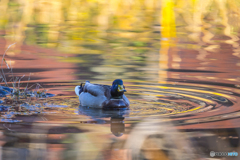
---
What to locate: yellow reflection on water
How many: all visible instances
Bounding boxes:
[159,0,176,83]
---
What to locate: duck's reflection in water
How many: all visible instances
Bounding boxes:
[110,116,125,137]
[78,105,128,137]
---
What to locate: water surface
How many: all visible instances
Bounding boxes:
[0,0,240,159]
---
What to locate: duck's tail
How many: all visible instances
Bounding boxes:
[75,85,81,96]
[75,81,89,96]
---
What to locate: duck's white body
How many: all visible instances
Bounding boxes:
[76,82,107,108]
[75,81,130,109]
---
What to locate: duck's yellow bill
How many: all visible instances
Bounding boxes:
[118,85,126,92]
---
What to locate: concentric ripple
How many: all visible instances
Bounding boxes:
[126,81,240,129]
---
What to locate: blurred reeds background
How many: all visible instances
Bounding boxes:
[0,0,240,83]
[0,0,239,52]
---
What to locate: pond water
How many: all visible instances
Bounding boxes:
[0,0,240,159]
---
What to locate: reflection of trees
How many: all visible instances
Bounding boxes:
[0,0,162,81]
[1,0,161,48]
[160,0,240,82]
[1,0,240,81]
[2,0,240,48]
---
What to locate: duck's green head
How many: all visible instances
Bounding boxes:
[111,79,126,98]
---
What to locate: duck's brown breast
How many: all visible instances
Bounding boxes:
[102,99,129,109]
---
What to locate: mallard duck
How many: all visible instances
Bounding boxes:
[75,79,130,109]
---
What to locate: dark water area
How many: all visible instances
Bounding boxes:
[0,0,240,159]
